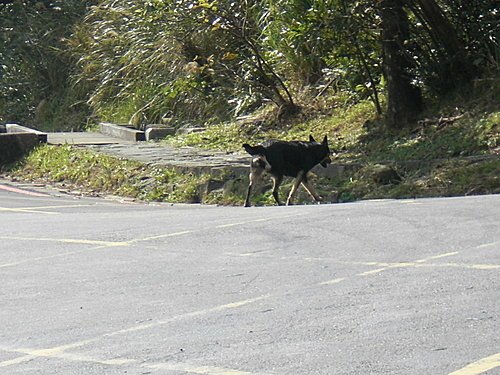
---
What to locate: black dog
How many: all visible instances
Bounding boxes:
[242,135,331,207]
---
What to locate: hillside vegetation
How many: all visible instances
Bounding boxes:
[1,1,498,204]
[7,84,499,205]
[1,1,498,130]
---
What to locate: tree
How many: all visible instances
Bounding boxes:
[181,0,299,116]
[6,0,495,131]
[0,0,95,129]
[378,0,422,129]
[409,0,477,89]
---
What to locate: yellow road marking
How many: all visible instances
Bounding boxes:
[110,294,272,337]
[215,217,275,229]
[214,213,304,230]
[130,230,194,242]
[0,207,58,215]
[358,267,391,276]
[303,253,498,275]
[5,204,89,211]
[0,236,129,247]
[357,261,500,274]
[0,219,269,268]
[318,277,345,285]
[357,251,460,276]
[448,352,500,375]
[102,358,138,365]
[336,260,500,271]
[429,263,500,270]
[0,294,273,373]
[0,355,37,367]
[146,362,268,374]
[354,261,500,271]
[0,241,136,268]
[357,262,426,276]
[0,249,91,268]
[477,242,498,249]
[217,222,249,228]
[130,214,303,243]
[0,347,270,374]
[240,251,271,257]
[415,251,459,263]
[216,296,270,309]
[1,212,305,268]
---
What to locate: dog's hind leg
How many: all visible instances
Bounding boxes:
[244,161,265,207]
[301,175,323,203]
[271,175,284,206]
[245,166,264,207]
[286,171,305,205]
[244,183,253,207]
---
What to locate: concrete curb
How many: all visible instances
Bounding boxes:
[47,132,129,145]
[99,123,145,142]
[6,123,47,143]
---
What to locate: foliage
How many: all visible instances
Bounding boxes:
[5,82,499,206]
[407,0,499,91]
[68,0,497,129]
[69,1,228,126]
[166,79,499,165]
[0,0,95,130]
[1,0,498,132]
[167,84,499,164]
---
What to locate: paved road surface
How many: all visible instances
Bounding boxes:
[0,182,498,374]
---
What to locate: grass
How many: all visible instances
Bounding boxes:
[166,83,498,164]
[183,80,499,205]
[6,144,211,203]
[4,79,499,206]
[164,99,378,154]
[326,158,500,203]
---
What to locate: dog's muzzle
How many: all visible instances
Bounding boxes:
[320,156,332,168]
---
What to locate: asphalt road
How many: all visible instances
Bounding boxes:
[0,182,498,375]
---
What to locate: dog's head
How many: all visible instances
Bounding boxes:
[309,135,332,168]
[251,155,272,172]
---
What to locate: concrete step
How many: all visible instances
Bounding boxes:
[47,132,132,145]
[99,122,145,142]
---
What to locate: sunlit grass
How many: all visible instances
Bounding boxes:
[10,144,211,203]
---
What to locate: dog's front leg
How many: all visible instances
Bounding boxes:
[301,176,323,203]
[286,172,305,205]
[271,175,284,206]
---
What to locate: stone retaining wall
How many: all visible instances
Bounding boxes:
[0,133,41,165]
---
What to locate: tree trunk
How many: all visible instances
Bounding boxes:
[379,0,422,129]
[412,0,476,87]
[340,0,382,116]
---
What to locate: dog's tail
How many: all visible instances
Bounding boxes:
[243,143,266,156]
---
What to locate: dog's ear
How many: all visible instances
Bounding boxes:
[309,135,316,143]
[322,135,328,145]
